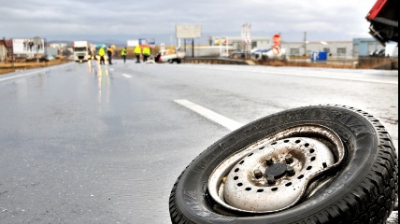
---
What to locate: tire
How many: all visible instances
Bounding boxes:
[168,59,174,64]
[169,105,398,224]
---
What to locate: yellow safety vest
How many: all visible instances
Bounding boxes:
[99,48,105,56]
[134,46,141,55]
[143,47,151,56]
[121,49,127,56]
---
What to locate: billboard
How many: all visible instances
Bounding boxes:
[128,38,156,47]
[140,38,155,47]
[127,40,139,47]
[13,38,45,54]
[176,24,202,39]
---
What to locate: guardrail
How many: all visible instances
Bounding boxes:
[357,56,398,70]
[183,57,255,65]
[182,56,398,70]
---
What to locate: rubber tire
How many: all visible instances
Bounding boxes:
[168,59,174,64]
[169,105,398,224]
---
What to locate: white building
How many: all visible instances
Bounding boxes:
[206,35,378,59]
[0,45,6,62]
[209,36,272,51]
[282,41,354,58]
[49,43,68,49]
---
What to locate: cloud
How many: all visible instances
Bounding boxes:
[0,0,377,43]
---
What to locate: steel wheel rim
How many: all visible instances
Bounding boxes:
[208,125,345,213]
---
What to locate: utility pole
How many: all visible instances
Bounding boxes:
[2,37,5,63]
[303,31,307,56]
[241,23,251,59]
[192,38,194,58]
[33,36,42,64]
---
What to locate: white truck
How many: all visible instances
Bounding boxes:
[73,41,91,62]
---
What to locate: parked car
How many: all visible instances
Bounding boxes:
[369,48,385,57]
[230,51,245,59]
[38,55,56,62]
[251,49,271,60]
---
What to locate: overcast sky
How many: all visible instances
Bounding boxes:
[0,0,377,44]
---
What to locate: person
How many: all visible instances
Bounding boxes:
[121,47,127,63]
[142,45,151,62]
[99,47,106,65]
[155,52,161,63]
[134,45,141,63]
[107,46,113,65]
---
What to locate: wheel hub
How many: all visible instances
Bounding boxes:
[265,163,287,179]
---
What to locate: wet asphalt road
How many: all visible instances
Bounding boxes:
[0,60,398,224]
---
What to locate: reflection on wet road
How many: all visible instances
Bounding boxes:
[0,60,397,223]
[95,60,111,104]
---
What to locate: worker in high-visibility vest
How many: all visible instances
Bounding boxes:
[121,47,127,63]
[99,47,106,65]
[134,45,141,63]
[142,45,151,62]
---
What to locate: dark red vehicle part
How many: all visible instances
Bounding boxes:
[366,0,398,45]
[366,0,388,20]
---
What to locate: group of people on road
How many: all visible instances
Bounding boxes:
[97,45,151,65]
[134,45,151,63]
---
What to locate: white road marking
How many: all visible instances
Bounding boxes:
[0,69,49,82]
[180,65,398,85]
[258,70,399,85]
[122,74,132,78]
[174,99,243,131]
[0,63,72,83]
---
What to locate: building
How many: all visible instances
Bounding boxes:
[176,36,273,57]
[282,41,354,58]
[49,43,68,49]
[281,38,383,58]
[209,36,272,51]
[352,38,384,57]
[0,40,6,62]
[0,39,12,62]
[208,36,371,59]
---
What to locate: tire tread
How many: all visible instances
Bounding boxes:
[169,105,398,224]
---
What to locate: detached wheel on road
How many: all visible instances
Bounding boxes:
[169,105,398,224]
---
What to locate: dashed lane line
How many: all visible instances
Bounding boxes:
[122,74,132,79]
